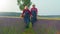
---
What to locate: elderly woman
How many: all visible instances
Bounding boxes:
[22,6,31,28]
[31,4,38,27]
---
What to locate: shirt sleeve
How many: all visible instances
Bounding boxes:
[31,8,32,12]
[36,8,38,15]
[28,10,31,16]
[21,9,25,17]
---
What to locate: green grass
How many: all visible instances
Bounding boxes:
[1,27,17,34]
[21,22,36,34]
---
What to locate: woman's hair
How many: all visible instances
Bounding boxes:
[24,6,28,9]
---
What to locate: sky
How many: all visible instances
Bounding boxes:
[0,0,60,15]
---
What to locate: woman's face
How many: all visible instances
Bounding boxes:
[24,6,28,9]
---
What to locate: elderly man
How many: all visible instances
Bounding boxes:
[31,4,38,27]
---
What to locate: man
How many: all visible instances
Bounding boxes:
[31,4,38,27]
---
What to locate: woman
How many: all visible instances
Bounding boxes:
[31,4,38,26]
[22,6,31,28]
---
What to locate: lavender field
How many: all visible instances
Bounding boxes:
[0,17,60,34]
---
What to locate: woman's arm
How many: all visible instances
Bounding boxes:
[21,9,25,17]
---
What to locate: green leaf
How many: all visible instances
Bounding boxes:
[17,0,32,11]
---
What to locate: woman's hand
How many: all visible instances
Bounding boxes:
[20,14,24,19]
[31,15,33,17]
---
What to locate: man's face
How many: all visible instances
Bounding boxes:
[32,5,35,8]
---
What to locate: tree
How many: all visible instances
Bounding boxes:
[17,0,32,11]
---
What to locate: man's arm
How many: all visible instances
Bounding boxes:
[35,8,38,17]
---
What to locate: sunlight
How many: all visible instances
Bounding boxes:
[0,0,8,11]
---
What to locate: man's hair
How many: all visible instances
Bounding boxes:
[32,4,35,6]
